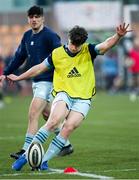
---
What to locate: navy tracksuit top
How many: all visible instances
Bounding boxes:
[4,26,61,82]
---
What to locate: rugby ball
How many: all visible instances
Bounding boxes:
[27,142,44,168]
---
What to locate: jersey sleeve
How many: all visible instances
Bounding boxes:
[88,44,99,62]
[4,34,27,75]
[43,54,54,69]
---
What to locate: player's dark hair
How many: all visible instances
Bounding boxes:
[27,6,43,16]
[68,25,88,46]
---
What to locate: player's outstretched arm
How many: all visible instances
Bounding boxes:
[7,62,48,81]
[96,23,132,54]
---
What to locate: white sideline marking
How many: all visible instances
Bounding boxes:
[50,168,112,179]
[0,168,138,178]
[0,168,112,179]
[101,168,137,172]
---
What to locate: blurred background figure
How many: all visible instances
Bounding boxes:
[101,51,118,94]
[125,37,139,101]
[0,56,4,108]
[128,38,139,101]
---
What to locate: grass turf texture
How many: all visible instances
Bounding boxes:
[0,92,139,179]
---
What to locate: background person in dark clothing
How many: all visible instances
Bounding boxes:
[128,38,139,101]
[0,56,4,108]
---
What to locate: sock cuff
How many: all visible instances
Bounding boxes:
[39,127,51,136]
[56,134,67,144]
[25,133,34,138]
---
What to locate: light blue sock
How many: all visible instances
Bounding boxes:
[32,127,51,144]
[42,134,67,163]
[54,128,70,147]
[22,133,34,151]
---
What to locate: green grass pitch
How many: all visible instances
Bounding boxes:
[0,92,139,179]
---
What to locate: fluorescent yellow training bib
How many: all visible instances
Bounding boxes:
[52,43,96,99]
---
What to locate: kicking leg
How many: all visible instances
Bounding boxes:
[42,101,74,156]
[41,110,84,169]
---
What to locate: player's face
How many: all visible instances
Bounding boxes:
[28,15,44,32]
[68,42,82,54]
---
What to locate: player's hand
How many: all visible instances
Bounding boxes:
[0,75,6,88]
[7,74,19,81]
[116,23,132,37]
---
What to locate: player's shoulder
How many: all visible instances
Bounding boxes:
[43,26,59,37]
[23,29,32,38]
[88,43,96,48]
[88,43,97,52]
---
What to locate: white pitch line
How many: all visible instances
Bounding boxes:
[0,172,55,177]
[70,172,112,179]
[0,168,137,177]
[0,168,137,178]
[50,168,113,179]
[0,171,60,177]
[101,168,138,172]
[0,168,112,179]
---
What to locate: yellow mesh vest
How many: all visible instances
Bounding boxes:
[52,43,96,99]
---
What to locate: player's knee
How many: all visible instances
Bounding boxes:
[28,110,38,122]
[63,124,76,135]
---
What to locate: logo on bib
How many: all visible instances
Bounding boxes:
[67,67,81,78]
